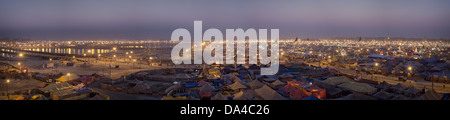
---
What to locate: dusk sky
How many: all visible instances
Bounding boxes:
[0,0,449,40]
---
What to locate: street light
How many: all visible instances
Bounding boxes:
[6,79,10,96]
[67,73,71,81]
[19,53,23,57]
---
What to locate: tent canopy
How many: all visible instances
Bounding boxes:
[228,81,247,90]
[254,85,288,100]
[56,74,80,82]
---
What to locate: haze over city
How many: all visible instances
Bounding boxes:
[1,0,450,40]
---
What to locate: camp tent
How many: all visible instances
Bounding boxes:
[302,95,320,100]
[133,81,151,90]
[197,80,209,86]
[404,86,421,97]
[290,89,308,100]
[334,93,377,100]
[390,83,407,94]
[391,95,409,100]
[228,81,247,90]
[254,85,288,100]
[271,80,286,87]
[200,83,215,92]
[420,90,443,100]
[246,80,264,89]
[233,91,248,100]
[375,81,392,90]
[337,82,377,94]
[372,90,394,100]
[39,82,73,93]
[323,76,352,86]
[56,74,80,82]
[212,92,228,100]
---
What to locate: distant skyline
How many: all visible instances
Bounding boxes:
[0,0,449,40]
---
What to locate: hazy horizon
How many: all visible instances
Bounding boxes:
[1,0,449,40]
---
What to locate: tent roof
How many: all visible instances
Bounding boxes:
[375,81,392,89]
[420,90,443,100]
[337,82,377,94]
[392,95,409,100]
[323,76,352,86]
[56,74,80,82]
[228,81,247,90]
[233,91,247,100]
[335,93,377,100]
[390,83,407,91]
[246,80,264,89]
[200,83,215,91]
[39,82,73,93]
[302,95,320,100]
[280,84,297,93]
[212,92,228,100]
[254,85,288,100]
[372,90,394,100]
[290,89,308,100]
[271,80,286,86]
[404,86,420,95]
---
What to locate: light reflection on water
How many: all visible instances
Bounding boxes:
[1,48,111,55]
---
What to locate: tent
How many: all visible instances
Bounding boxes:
[404,86,421,97]
[165,82,182,94]
[212,92,228,100]
[185,82,198,88]
[39,82,73,93]
[228,81,247,90]
[323,76,352,86]
[200,83,215,92]
[56,74,80,82]
[280,84,297,94]
[337,82,377,94]
[372,90,394,100]
[290,89,308,100]
[89,95,106,100]
[246,80,264,89]
[271,80,286,87]
[391,95,409,100]
[134,81,151,90]
[375,81,392,90]
[262,77,277,82]
[389,83,407,94]
[197,80,209,87]
[233,77,243,83]
[233,91,248,100]
[199,91,212,98]
[335,93,377,100]
[302,95,320,100]
[420,90,443,100]
[254,85,288,100]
